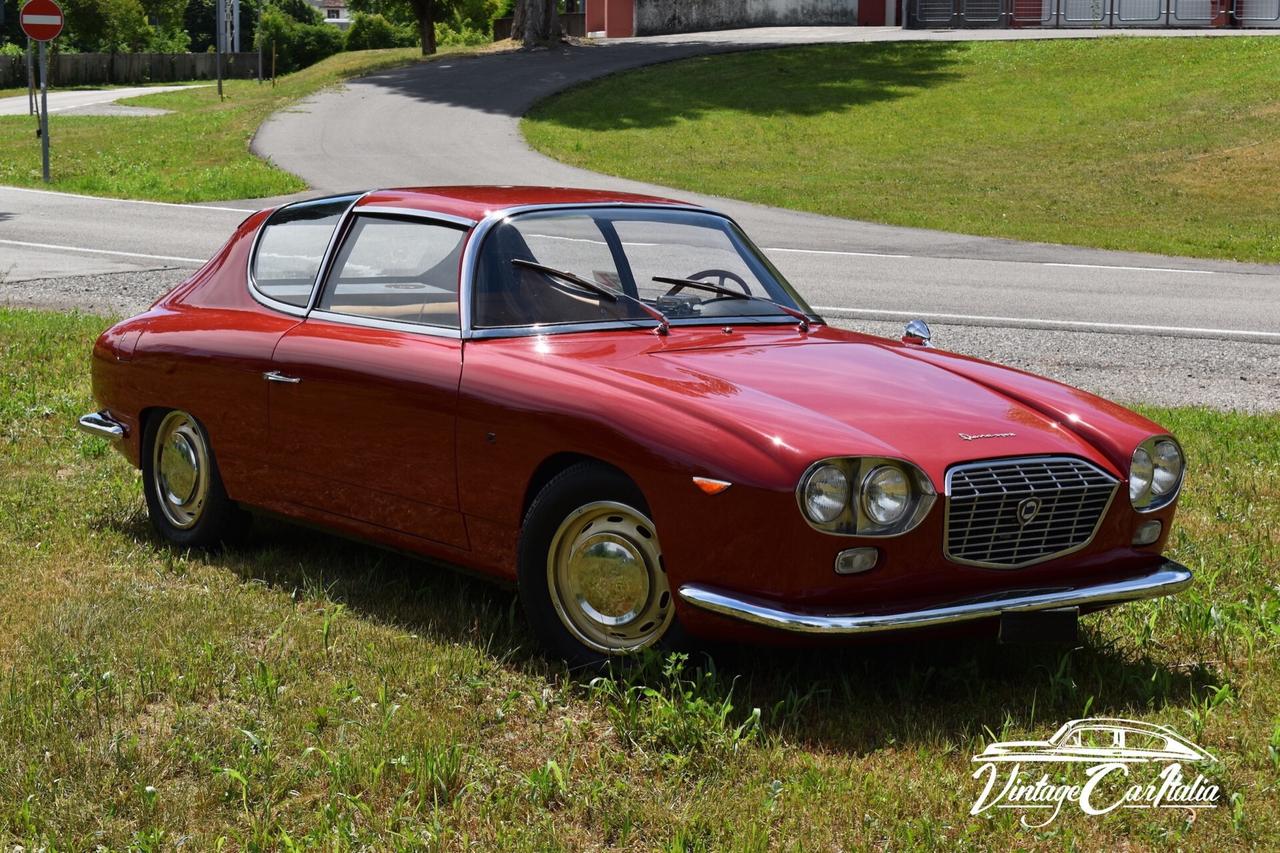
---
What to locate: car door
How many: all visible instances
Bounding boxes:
[266,212,470,549]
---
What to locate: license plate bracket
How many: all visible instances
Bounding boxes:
[998,607,1080,644]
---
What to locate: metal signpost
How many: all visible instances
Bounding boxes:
[19,0,64,183]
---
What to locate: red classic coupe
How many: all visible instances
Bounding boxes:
[79,186,1191,665]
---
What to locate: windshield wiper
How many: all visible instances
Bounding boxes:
[513,259,670,336]
[652,276,811,332]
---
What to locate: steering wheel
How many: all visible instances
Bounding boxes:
[663,268,751,297]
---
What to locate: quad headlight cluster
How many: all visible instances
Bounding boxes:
[798,457,936,535]
[1129,436,1185,512]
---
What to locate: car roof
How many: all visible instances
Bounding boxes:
[355,185,700,222]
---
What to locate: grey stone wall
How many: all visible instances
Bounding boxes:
[635,0,860,35]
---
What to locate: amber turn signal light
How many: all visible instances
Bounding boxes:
[692,477,732,495]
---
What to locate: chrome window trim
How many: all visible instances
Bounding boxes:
[942,455,1119,570]
[246,192,365,317]
[302,207,471,336]
[307,309,462,339]
[458,202,824,340]
[355,206,477,228]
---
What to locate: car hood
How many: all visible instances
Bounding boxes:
[626,327,1159,486]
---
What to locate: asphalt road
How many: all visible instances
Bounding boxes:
[2,27,1278,408]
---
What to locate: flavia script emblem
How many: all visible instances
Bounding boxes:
[959,432,1016,441]
[970,718,1220,828]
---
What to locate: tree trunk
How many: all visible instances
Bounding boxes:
[511,0,527,40]
[410,0,437,55]
[515,0,560,47]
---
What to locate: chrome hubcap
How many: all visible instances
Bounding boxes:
[548,501,672,654]
[151,411,209,530]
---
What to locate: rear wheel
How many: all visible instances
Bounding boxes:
[518,463,678,668]
[142,409,248,549]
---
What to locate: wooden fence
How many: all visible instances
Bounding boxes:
[0,52,261,88]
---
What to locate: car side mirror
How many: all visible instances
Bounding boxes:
[902,319,932,347]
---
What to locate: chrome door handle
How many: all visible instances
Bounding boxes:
[263,371,301,384]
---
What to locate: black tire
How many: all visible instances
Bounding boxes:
[141,409,249,549]
[517,461,685,669]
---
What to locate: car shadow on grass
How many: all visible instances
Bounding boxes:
[109,511,1216,754]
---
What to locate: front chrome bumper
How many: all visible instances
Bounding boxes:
[77,410,127,442]
[677,560,1192,636]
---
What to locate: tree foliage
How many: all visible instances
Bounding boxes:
[255,4,343,72]
[343,11,416,50]
[57,0,192,52]
[348,0,502,54]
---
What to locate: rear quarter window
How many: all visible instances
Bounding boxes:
[251,195,357,308]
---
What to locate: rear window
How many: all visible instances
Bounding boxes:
[251,195,357,308]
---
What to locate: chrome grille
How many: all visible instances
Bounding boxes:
[945,457,1118,569]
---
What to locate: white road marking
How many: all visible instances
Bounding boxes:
[767,246,1221,275]
[815,305,1280,342]
[1043,261,1215,275]
[0,239,205,265]
[766,246,911,259]
[0,185,251,213]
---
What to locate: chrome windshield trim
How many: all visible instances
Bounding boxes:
[678,561,1192,636]
[77,410,126,442]
[246,192,366,318]
[466,315,826,340]
[307,309,461,339]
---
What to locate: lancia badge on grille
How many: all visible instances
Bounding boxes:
[1016,496,1042,526]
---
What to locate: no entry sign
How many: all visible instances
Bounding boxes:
[20,0,64,42]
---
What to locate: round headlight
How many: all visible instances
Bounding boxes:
[802,465,849,523]
[1130,446,1153,503]
[1151,439,1183,496]
[862,465,911,526]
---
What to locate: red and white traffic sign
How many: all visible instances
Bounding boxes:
[20,0,64,43]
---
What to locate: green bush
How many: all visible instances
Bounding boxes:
[0,42,25,58]
[435,22,490,47]
[345,12,417,51]
[255,6,344,74]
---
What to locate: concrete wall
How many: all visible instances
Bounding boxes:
[635,0,859,35]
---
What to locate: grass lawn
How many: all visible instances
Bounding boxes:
[524,38,1280,264]
[2,308,1279,848]
[0,49,473,202]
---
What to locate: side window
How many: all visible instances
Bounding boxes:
[317,215,467,329]
[252,196,355,308]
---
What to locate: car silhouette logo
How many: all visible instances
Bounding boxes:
[1016,497,1042,526]
[972,718,1215,764]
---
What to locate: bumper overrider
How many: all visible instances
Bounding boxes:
[678,560,1191,635]
[77,410,127,441]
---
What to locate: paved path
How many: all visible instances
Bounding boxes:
[0,84,203,117]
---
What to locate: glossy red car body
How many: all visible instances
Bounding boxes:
[84,186,1190,647]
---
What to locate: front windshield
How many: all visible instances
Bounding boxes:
[472,208,817,330]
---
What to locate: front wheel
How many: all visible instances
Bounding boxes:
[142,409,248,549]
[518,463,679,668]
